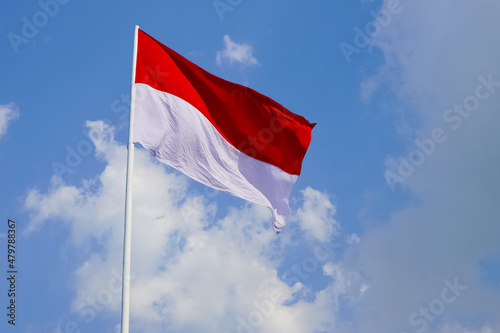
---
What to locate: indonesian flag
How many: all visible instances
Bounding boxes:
[133,29,315,231]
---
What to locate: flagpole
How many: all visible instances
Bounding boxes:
[121,24,139,333]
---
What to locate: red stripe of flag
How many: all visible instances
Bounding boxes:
[135,29,315,176]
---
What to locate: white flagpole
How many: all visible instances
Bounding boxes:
[121,24,139,333]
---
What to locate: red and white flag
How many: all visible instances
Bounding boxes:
[132,29,315,231]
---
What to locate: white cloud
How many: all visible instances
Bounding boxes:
[0,103,19,138]
[216,35,259,67]
[25,121,345,333]
[295,187,338,242]
[348,1,500,333]
[346,234,361,245]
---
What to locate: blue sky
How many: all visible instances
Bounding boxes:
[1,0,500,332]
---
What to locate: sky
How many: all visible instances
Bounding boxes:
[1,0,499,332]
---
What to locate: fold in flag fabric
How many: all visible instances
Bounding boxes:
[133,29,316,231]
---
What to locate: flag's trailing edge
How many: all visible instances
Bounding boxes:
[133,29,316,231]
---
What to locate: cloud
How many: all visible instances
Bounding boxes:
[295,187,338,242]
[216,35,259,67]
[0,103,19,138]
[24,121,345,332]
[348,1,500,333]
[359,75,380,102]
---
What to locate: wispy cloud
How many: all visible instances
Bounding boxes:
[295,188,338,242]
[351,1,500,332]
[216,35,259,67]
[0,103,19,138]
